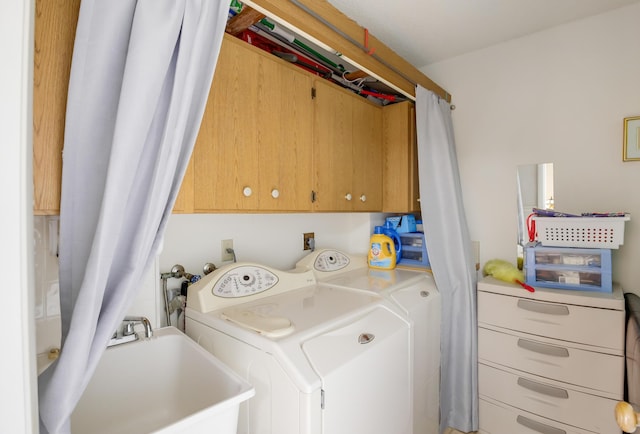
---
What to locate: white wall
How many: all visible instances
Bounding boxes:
[2,0,38,431]
[423,2,640,295]
[160,212,380,273]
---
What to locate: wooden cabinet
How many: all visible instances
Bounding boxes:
[312,79,382,212]
[352,96,383,211]
[192,35,313,212]
[477,277,625,434]
[382,101,420,213]
[32,14,401,214]
[33,0,80,215]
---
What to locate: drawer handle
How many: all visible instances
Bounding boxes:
[517,338,570,358]
[516,415,567,434]
[517,299,569,316]
[517,377,569,399]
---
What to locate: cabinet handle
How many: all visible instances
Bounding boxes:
[242,186,252,197]
[517,377,569,399]
[271,189,280,199]
[517,299,569,316]
[345,193,352,201]
[360,194,366,202]
[516,415,566,434]
[517,338,569,358]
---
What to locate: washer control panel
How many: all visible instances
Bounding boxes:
[213,265,279,298]
[313,250,351,272]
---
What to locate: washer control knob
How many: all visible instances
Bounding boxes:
[345,193,352,201]
[271,189,280,199]
[243,186,252,197]
[360,194,367,202]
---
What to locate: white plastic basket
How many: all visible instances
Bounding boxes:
[533,215,630,249]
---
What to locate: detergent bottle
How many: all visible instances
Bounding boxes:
[368,226,397,270]
[382,221,402,260]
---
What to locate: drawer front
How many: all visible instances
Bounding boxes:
[479,363,620,433]
[478,291,624,351]
[479,398,592,434]
[479,327,623,396]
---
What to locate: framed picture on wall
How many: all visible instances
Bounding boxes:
[623,116,640,161]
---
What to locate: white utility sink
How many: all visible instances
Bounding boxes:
[71,326,254,434]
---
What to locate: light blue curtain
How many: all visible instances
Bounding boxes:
[37,1,229,432]
[415,85,478,433]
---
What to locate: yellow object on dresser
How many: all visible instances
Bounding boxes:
[477,276,625,434]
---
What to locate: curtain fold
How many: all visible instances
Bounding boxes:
[37,1,229,432]
[415,85,478,433]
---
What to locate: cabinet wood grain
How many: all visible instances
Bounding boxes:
[33,0,80,215]
[193,35,313,212]
[382,101,420,213]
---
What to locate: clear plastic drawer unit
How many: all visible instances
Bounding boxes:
[524,246,612,292]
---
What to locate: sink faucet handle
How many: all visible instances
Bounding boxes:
[123,322,135,336]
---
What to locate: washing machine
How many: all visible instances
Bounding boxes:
[295,249,441,434]
[185,262,413,434]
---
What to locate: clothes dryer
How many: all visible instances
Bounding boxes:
[295,249,441,434]
[185,262,413,434]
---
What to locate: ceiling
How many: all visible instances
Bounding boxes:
[325,0,640,68]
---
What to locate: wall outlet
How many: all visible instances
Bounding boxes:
[303,232,315,251]
[221,239,234,261]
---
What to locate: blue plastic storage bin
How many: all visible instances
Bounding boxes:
[524,246,612,293]
[385,215,417,234]
[397,233,430,269]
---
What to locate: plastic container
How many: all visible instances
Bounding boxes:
[382,221,402,259]
[385,215,417,233]
[397,233,430,269]
[524,246,612,293]
[368,227,397,270]
[532,215,630,249]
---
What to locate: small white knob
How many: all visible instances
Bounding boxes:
[360,194,367,202]
[243,186,252,197]
[271,189,280,199]
[345,193,352,201]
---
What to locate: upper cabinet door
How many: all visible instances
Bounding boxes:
[352,99,382,211]
[256,45,314,211]
[312,79,354,211]
[312,79,383,212]
[382,101,420,213]
[193,36,313,212]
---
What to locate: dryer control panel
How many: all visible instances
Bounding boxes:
[313,250,351,272]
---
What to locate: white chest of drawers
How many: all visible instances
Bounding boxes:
[478,277,625,434]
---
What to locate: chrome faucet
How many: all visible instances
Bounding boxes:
[108,316,153,347]
[124,316,153,338]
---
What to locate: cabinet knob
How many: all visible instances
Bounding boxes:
[359,194,367,202]
[345,193,352,201]
[271,189,280,199]
[242,186,252,197]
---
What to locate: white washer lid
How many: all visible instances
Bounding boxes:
[215,285,383,339]
[320,267,433,293]
[221,308,295,338]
